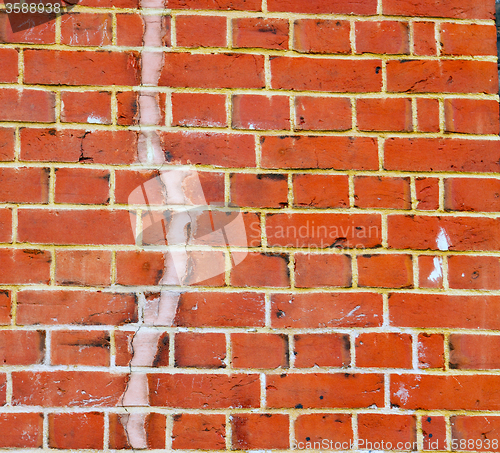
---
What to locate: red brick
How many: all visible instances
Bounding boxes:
[445,178,500,212]
[232,333,288,369]
[0,167,49,203]
[12,371,127,406]
[354,176,411,209]
[0,330,44,365]
[166,0,261,10]
[293,174,349,208]
[0,128,15,161]
[233,17,288,50]
[232,414,289,450]
[0,291,11,325]
[56,250,111,286]
[177,15,226,47]
[295,97,352,131]
[441,23,496,56]
[0,249,51,284]
[116,250,164,286]
[116,13,144,46]
[295,414,352,448]
[358,254,413,288]
[21,129,137,164]
[356,21,409,54]
[175,332,226,368]
[49,413,103,449]
[0,89,55,122]
[116,91,138,126]
[0,413,43,448]
[418,255,443,289]
[293,19,350,54]
[295,253,351,288]
[18,209,135,245]
[294,333,350,368]
[159,53,264,88]
[0,209,11,243]
[262,136,379,170]
[271,57,382,92]
[267,373,383,408]
[385,138,500,173]
[231,252,289,287]
[115,330,169,367]
[452,416,500,451]
[110,413,166,449]
[356,333,412,368]
[17,290,137,326]
[391,375,500,410]
[161,131,255,167]
[174,292,265,327]
[24,50,140,86]
[51,330,110,366]
[61,91,111,125]
[358,414,416,449]
[388,215,500,251]
[444,99,499,135]
[272,293,383,328]
[413,21,437,55]
[61,13,112,46]
[422,416,447,451]
[148,373,260,408]
[267,213,382,248]
[172,414,225,450]
[387,60,497,94]
[389,293,500,329]
[231,173,287,208]
[0,48,18,82]
[416,177,439,210]
[418,333,445,369]
[172,92,227,127]
[450,335,500,370]
[357,98,412,132]
[448,255,500,290]
[0,12,55,44]
[268,0,376,14]
[383,0,494,19]
[55,168,109,205]
[232,94,290,130]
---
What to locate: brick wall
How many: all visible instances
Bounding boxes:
[0,0,499,450]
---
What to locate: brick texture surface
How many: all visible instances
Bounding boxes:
[0,0,499,450]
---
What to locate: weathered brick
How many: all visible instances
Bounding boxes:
[271,57,382,92]
[293,19,350,54]
[271,293,383,328]
[177,15,226,47]
[232,333,288,369]
[355,21,409,54]
[295,96,352,131]
[0,89,55,122]
[294,253,351,288]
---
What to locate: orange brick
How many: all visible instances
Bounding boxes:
[172,414,225,450]
[233,17,289,50]
[175,332,226,368]
[294,253,351,288]
[356,333,412,368]
[55,250,112,286]
[55,168,110,205]
[172,92,227,127]
[357,98,412,132]
[232,414,289,450]
[416,98,440,133]
[176,15,226,47]
[418,333,445,369]
[293,19,351,53]
[232,333,288,369]
[295,97,352,131]
[294,334,350,368]
[232,94,290,130]
[354,176,411,209]
[413,21,437,55]
[356,21,409,54]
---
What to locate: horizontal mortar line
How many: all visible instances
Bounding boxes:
[4,324,500,335]
[4,365,500,375]
[7,84,495,101]
[8,203,500,217]
[3,245,500,258]
[1,407,498,418]
[1,83,498,98]
[6,284,500,295]
[3,122,499,140]
[5,42,499,62]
